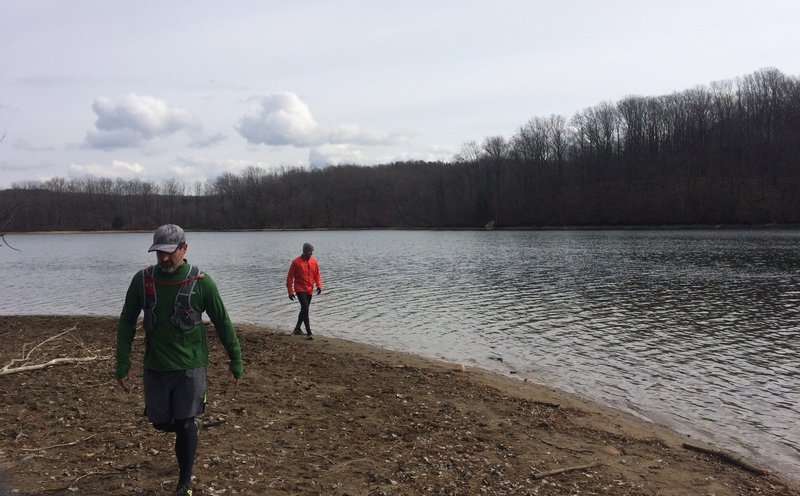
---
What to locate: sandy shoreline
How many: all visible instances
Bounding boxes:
[0,315,797,495]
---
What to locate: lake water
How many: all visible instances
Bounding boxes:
[1,229,798,480]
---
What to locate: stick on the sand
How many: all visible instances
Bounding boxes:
[20,434,96,452]
[682,443,771,476]
[533,461,601,479]
[0,356,110,376]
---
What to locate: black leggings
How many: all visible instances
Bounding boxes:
[295,292,313,332]
[154,417,198,487]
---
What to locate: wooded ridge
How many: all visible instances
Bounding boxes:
[3,68,799,231]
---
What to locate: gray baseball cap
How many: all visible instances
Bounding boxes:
[148,224,186,253]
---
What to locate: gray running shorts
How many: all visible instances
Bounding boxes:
[143,367,207,424]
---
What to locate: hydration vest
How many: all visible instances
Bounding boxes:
[142,264,205,332]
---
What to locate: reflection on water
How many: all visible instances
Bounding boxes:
[2,229,799,479]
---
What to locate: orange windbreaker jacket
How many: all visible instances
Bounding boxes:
[286,255,322,295]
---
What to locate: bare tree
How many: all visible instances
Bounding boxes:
[482,135,510,162]
[0,203,22,250]
[453,140,483,163]
[161,178,185,196]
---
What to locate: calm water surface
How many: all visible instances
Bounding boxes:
[2,230,798,480]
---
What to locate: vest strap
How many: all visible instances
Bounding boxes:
[143,266,157,332]
[170,265,204,331]
[142,264,204,332]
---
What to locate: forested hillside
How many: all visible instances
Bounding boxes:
[3,68,799,231]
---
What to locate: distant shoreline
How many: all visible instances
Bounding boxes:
[7,223,800,235]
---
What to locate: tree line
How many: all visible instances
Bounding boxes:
[2,67,799,231]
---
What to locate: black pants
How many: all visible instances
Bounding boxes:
[295,292,313,333]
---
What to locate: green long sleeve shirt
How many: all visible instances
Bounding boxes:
[115,260,243,380]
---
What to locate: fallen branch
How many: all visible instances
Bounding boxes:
[21,434,96,452]
[682,443,770,476]
[533,461,601,479]
[22,326,76,361]
[0,355,110,376]
[533,435,594,454]
[2,324,111,376]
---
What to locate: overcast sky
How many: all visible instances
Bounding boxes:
[1,1,798,188]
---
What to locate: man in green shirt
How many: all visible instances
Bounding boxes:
[116,224,243,496]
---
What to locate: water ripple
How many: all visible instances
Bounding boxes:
[1,229,798,480]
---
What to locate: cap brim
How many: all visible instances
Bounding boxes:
[148,243,180,253]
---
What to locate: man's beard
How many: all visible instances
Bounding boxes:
[159,262,179,274]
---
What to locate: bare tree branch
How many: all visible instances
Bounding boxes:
[0,324,112,376]
[0,235,19,250]
[1,202,22,250]
[22,326,76,360]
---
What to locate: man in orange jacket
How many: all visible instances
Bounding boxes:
[286,242,323,340]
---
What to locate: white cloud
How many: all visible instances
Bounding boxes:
[69,159,145,178]
[236,92,405,148]
[309,142,456,169]
[393,144,456,163]
[84,94,201,149]
[170,156,297,184]
[309,145,369,168]
[236,93,320,146]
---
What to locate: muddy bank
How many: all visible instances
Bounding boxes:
[0,315,796,495]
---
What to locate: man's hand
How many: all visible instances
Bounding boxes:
[288,293,295,300]
[229,371,241,386]
[117,373,130,392]
[316,288,322,295]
